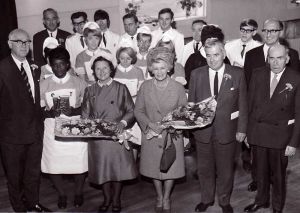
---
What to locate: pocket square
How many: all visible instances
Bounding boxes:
[288,119,295,125]
[230,87,235,91]
[231,111,239,120]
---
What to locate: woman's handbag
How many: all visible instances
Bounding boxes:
[160,132,176,173]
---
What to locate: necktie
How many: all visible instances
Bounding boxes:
[214,71,218,98]
[195,42,199,52]
[241,44,246,58]
[50,33,53,37]
[131,36,134,40]
[270,73,278,97]
[80,36,85,48]
[102,33,106,47]
[20,63,33,100]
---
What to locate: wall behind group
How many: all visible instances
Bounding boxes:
[16,0,300,42]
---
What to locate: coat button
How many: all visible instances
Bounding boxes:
[258,120,261,123]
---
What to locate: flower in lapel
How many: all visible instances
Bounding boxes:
[279,83,293,93]
[58,38,65,44]
[223,73,232,81]
[30,64,38,71]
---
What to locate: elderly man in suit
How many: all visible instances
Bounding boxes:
[244,18,300,192]
[33,8,71,67]
[189,39,247,213]
[244,44,300,213]
[0,29,50,212]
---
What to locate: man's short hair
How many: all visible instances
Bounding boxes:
[43,8,58,19]
[201,25,224,45]
[192,19,207,26]
[94,9,110,27]
[137,33,152,43]
[204,39,225,53]
[240,19,258,29]
[264,18,283,30]
[158,8,174,19]
[123,13,138,23]
[71,11,87,22]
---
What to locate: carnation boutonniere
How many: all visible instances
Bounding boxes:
[58,38,65,44]
[223,73,232,81]
[279,83,293,94]
[30,64,38,71]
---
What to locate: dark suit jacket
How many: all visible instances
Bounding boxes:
[33,29,71,67]
[244,45,300,85]
[247,66,300,149]
[188,64,248,144]
[0,56,43,144]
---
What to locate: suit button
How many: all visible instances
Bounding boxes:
[275,123,279,126]
[258,120,261,123]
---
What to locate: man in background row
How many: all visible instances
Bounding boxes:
[33,8,70,67]
[225,19,261,68]
[182,19,207,67]
[94,9,120,59]
[150,8,184,65]
[118,13,139,52]
[65,11,88,69]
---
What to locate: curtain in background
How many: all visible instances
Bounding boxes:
[0,0,18,60]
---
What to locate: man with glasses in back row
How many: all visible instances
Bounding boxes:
[66,11,88,69]
[244,18,300,193]
[0,29,50,212]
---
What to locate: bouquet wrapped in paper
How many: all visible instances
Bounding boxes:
[146,96,217,139]
[55,116,137,150]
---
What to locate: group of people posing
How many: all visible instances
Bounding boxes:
[0,5,299,213]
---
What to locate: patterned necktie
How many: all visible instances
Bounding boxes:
[270,73,278,97]
[241,44,246,58]
[80,36,85,48]
[20,63,33,100]
[195,42,199,52]
[102,33,107,47]
[214,71,218,98]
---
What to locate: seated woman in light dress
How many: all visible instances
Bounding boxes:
[81,56,137,213]
[134,47,187,213]
[40,46,88,209]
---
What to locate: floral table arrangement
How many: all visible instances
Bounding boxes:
[55,116,137,150]
[146,96,217,139]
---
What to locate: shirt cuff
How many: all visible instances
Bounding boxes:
[120,120,127,127]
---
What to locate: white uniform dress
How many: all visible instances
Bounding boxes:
[40,73,88,174]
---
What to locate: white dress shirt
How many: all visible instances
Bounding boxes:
[99,29,120,59]
[65,33,86,69]
[150,27,185,65]
[270,69,285,88]
[209,64,225,96]
[117,33,138,51]
[47,29,57,38]
[225,38,262,67]
[11,54,35,100]
[182,40,202,66]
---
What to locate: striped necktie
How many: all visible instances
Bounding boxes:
[20,63,34,101]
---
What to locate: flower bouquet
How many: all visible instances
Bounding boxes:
[55,116,137,150]
[146,96,217,139]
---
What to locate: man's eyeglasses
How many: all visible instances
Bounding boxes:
[240,28,255,34]
[73,21,86,27]
[10,40,31,46]
[262,29,281,34]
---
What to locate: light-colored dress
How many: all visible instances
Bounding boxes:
[81,80,137,185]
[134,78,187,179]
[40,73,88,174]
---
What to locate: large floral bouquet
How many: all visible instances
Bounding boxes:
[146,96,217,139]
[55,116,136,150]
